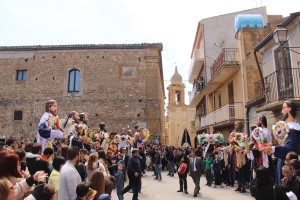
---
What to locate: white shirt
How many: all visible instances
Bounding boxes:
[58,161,82,200]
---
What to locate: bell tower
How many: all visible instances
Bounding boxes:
[168,66,185,106]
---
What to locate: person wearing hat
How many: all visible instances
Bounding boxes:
[122,148,141,200]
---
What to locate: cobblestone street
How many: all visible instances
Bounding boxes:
[112,170,253,200]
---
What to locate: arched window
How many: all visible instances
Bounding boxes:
[68,69,80,92]
[175,91,181,103]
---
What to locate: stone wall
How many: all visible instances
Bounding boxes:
[0,44,165,141]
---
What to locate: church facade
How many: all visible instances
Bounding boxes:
[165,67,196,147]
[0,43,165,142]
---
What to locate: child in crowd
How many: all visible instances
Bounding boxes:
[115,163,125,200]
[212,154,223,188]
[204,154,213,186]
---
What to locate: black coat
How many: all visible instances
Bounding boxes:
[127,155,141,176]
[26,157,51,176]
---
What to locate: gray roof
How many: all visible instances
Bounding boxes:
[0,43,163,51]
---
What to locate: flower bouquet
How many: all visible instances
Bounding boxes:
[215,132,224,143]
[197,132,207,144]
[272,121,289,145]
[54,116,60,130]
[234,132,243,145]
[229,132,236,143]
[143,128,150,142]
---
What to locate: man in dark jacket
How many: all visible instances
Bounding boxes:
[189,150,204,197]
[122,148,141,200]
[176,149,189,194]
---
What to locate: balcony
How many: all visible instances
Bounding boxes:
[200,103,244,129]
[188,48,204,83]
[257,68,300,111]
[189,81,206,103]
[189,48,240,106]
[210,48,240,79]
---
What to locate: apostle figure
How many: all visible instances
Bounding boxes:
[118,128,131,152]
[79,113,89,135]
[37,99,65,151]
[181,128,191,147]
[99,122,110,153]
[133,125,143,149]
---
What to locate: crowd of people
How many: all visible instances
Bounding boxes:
[0,99,299,200]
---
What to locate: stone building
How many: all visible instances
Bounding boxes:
[0,43,165,142]
[165,67,196,147]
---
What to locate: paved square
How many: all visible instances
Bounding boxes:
[112,170,253,200]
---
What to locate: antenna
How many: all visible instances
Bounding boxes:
[213,41,224,49]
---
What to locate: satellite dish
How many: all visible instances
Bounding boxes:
[215,32,227,49]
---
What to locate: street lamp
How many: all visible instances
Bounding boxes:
[273,27,288,45]
[272,27,300,55]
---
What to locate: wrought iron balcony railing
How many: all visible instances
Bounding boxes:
[210,48,239,78]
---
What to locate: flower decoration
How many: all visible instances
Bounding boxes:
[75,124,84,137]
[234,132,243,143]
[54,116,60,130]
[251,127,263,143]
[234,145,240,152]
[143,128,150,142]
[215,132,224,143]
[272,121,289,145]
[229,132,235,143]
[197,132,207,144]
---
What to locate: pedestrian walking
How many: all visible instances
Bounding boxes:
[189,150,204,197]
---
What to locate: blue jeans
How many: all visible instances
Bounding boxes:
[155,164,162,180]
[117,188,123,200]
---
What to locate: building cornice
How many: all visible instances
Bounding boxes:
[0,43,163,51]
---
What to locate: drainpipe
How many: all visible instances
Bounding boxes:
[254,50,265,91]
[237,31,248,133]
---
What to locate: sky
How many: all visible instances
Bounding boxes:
[1,0,299,105]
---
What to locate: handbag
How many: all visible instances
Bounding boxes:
[178,162,187,174]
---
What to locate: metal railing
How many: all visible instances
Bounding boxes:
[254,80,265,100]
[210,48,239,78]
[189,81,206,103]
[200,103,244,127]
[263,68,300,103]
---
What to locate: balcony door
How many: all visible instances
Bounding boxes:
[274,44,293,100]
[228,82,234,118]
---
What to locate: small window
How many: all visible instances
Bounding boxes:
[14,111,23,120]
[68,69,80,92]
[16,70,27,80]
